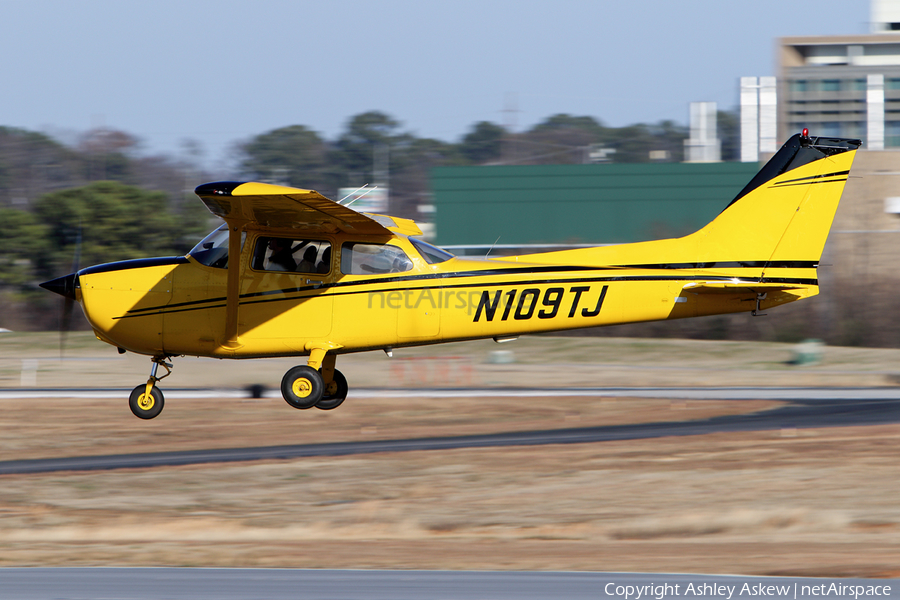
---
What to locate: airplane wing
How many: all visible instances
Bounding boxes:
[194,181,397,235]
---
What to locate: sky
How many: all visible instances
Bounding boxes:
[0,0,871,169]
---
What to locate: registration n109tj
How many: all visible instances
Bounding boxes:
[41,132,860,418]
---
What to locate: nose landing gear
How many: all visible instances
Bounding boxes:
[129,357,172,419]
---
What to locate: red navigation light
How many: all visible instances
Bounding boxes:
[802,128,809,137]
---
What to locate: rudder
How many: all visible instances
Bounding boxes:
[686,132,860,268]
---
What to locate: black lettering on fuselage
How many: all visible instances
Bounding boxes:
[473,285,610,323]
[501,289,517,321]
[539,287,564,319]
[582,285,608,317]
[474,290,502,321]
[568,286,590,318]
[514,288,540,320]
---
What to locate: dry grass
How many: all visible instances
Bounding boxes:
[0,333,899,576]
[5,332,900,390]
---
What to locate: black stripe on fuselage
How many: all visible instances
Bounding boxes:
[113,260,812,317]
[117,264,610,316]
[110,265,818,320]
[613,260,817,270]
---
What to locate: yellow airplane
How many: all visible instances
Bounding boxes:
[41,131,860,419]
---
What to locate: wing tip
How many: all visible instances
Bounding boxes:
[194,181,245,197]
[194,181,319,198]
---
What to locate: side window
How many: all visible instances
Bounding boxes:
[340,242,413,275]
[252,237,332,274]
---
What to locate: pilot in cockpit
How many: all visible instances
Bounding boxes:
[267,238,296,272]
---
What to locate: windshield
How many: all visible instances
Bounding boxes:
[189,224,245,269]
[409,237,454,264]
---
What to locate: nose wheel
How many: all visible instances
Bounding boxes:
[129,357,172,419]
[129,384,164,419]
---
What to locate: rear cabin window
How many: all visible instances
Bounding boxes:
[252,237,332,274]
[341,243,413,275]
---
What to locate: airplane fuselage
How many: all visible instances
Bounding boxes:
[40,132,860,418]
[76,231,812,360]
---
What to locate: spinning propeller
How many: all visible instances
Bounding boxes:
[39,226,81,357]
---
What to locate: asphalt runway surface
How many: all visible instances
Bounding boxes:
[0,569,896,600]
[0,387,897,475]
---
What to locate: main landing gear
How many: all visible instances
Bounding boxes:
[129,356,172,419]
[281,350,348,411]
[126,350,349,419]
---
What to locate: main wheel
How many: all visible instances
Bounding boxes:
[281,365,324,409]
[129,385,164,419]
[316,369,348,410]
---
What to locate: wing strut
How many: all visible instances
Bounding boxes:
[223,220,246,349]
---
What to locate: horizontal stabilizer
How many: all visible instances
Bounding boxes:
[681,281,807,295]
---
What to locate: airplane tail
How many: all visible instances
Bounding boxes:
[679,132,861,275]
[511,132,862,281]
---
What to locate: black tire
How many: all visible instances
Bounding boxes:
[316,369,348,410]
[129,385,165,419]
[281,365,324,409]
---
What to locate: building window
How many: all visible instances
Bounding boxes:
[886,122,900,148]
[887,78,900,90]
[790,80,808,92]
[842,122,864,139]
[821,79,841,92]
[847,78,867,91]
[820,122,841,137]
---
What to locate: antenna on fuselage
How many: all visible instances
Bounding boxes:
[485,235,501,259]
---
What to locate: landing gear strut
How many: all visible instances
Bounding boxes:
[281,350,348,411]
[129,357,172,419]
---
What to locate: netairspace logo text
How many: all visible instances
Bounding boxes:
[604,582,892,600]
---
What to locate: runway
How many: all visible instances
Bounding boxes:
[0,387,897,475]
[0,568,896,600]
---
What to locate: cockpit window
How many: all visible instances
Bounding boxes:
[409,237,454,264]
[251,237,332,274]
[341,242,413,275]
[189,224,245,269]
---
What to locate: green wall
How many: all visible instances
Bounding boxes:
[431,162,760,246]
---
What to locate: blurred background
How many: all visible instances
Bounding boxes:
[3,2,900,578]
[0,0,897,348]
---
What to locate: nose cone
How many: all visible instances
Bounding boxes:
[40,273,78,300]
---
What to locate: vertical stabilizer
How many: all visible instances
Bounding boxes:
[684,133,860,267]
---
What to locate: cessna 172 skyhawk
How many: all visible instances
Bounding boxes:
[41,131,860,419]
